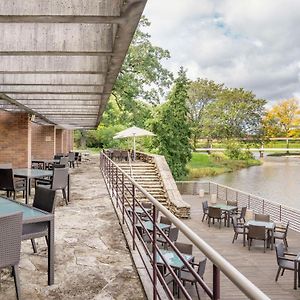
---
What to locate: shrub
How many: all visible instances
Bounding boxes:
[210,152,229,162]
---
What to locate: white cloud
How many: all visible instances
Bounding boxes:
[144,0,300,101]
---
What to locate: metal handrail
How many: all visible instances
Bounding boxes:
[100,152,270,300]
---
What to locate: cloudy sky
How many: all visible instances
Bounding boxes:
[144,0,300,103]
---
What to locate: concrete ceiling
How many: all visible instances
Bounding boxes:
[0,0,147,129]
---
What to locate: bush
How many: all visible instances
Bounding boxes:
[210,152,229,162]
[225,141,254,160]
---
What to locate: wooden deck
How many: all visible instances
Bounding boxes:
[177,195,300,300]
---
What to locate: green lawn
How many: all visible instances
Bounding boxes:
[187,152,261,179]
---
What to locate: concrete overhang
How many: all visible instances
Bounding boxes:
[0,0,147,129]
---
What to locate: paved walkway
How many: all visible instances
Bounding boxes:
[0,156,145,300]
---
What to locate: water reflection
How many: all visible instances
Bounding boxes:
[203,156,300,210]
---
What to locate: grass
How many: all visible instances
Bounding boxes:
[186,153,261,179]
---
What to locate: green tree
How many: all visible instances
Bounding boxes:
[113,16,173,116]
[152,68,192,179]
[187,78,224,149]
[202,88,266,139]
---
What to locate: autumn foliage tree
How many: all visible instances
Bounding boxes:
[263,99,300,138]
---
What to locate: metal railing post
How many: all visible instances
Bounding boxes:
[213,264,221,300]
[225,188,228,201]
[216,184,219,199]
[122,173,125,224]
[262,199,265,214]
[116,168,119,208]
[279,205,282,222]
[208,182,211,194]
[248,195,251,209]
[152,205,157,300]
[132,184,136,251]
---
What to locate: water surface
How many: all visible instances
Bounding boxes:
[203,156,300,210]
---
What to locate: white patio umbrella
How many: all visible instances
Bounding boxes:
[113,126,155,160]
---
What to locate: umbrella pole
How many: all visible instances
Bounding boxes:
[133,135,136,161]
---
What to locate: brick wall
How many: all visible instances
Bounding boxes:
[56,129,63,154]
[0,111,31,168]
[31,123,56,159]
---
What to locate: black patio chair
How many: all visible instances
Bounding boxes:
[22,186,56,253]
[275,242,298,288]
[254,213,270,222]
[247,224,268,252]
[232,217,246,243]
[37,167,69,205]
[0,168,26,199]
[0,212,23,300]
[157,227,179,249]
[180,257,207,300]
[207,207,225,228]
[201,200,208,222]
[274,221,289,249]
[68,152,75,168]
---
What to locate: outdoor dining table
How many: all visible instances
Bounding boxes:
[14,168,53,204]
[156,249,194,295]
[0,196,55,285]
[142,220,171,232]
[211,204,238,227]
[32,159,60,170]
[127,206,151,215]
[294,253,300,289]
[243,220,275,250]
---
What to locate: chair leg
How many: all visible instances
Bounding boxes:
[232,233,237,243]
[264,240,266,253]
[248,238,251,250]
[195,283,200,300]
[62,188,68,205]
[202,214,205,222]
[12,265,21,300]
[284,238,288,249]
[45,236,49,246]
[275,267,281,281]
[31,239,38,253]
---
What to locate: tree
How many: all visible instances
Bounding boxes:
[263,98,300,138]
[202,88,266,139]
[151,68,192,179]
[187,78,224,149]
[113,16,173,115]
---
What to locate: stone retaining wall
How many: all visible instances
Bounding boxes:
[136,152,191,218]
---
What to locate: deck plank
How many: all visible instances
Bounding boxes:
[178,195,300,299]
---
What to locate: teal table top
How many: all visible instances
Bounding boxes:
[143,221,170,231]
[14,168,52,178]
[246,220,275,229]
[127,207,151,214]
[212,204,237,211]
[156,249,193,269]
[0,197,48,221]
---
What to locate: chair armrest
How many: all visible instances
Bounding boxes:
[279,255,297,262]
[283,252,297,257]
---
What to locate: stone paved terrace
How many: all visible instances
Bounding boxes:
[0,156,145,300]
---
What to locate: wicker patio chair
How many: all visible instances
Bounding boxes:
[207,207,225,228]
[174,241,193,255]
[247,224,268,252]
[68,152,75,168]
[254,213,270,222]
[274,221,289,249]
[0,168,26,199]
[180,257,207,300]
[201,200,208,222]
[0,212,23,300]
[157,227,179,249]
[275,242,298,288]
[226,200,238,207]
[232,217,246,243]
[37,167,69,205]
[22,186,56,253]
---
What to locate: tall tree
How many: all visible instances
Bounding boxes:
[113,16,173,115]
[187,78,224,148]
[152,68,192,179]
[202,88,266,139]
[263,98,300,138]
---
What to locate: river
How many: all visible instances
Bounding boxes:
[203,155,300,210]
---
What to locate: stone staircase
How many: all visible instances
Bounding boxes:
[118,161,168,206]
[117,153,190,218]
